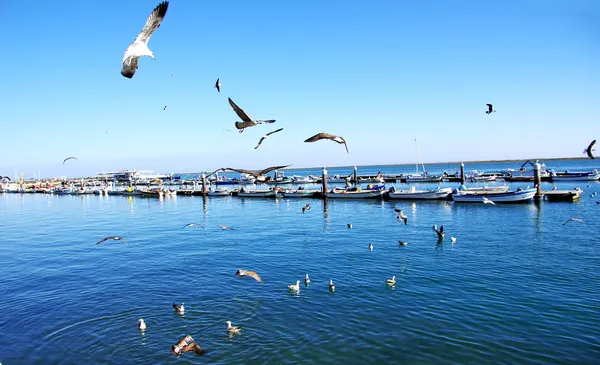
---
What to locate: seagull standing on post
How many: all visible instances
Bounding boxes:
[121,1,169,79]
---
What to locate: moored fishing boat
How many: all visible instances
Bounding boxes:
[327,186,384,199]
[386,186,452,200]
[551,170,600,182]
[282,189,320,198]
[237,188,279,198]
[207,188,230,196]
[451,187,536,203]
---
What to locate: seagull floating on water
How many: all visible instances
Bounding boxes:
[62,156,77,165]
[235,269,262,282]
[329,279,336,292]
[172,303,185,314]
[485,103,496,115]
[288,280,300,293]
[386,276,396,286]
[398,240,408,246]
[584,139,596,159]
[255,128,284,149]
[305,273,310,285]
[304,132,349,153]
[451,237,457,244]
[228,98,276,133]
[302,203,311,213]
[433,225,445,239]
[394,208,408,225]
[347,223,353,229]
[171,335,206,357]
[181,223,205,229]
[96,236,129,246]
[138,318,147,331]
[369,243,373,251]
[562,217,584,225]
[215,78,221,93]
[121,1,169,79]
[226,320,241,334]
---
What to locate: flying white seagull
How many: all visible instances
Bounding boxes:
[228,98,276,133]
[121,1,169,79]
[255,128,284,149]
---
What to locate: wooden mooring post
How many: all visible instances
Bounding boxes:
[533,162,543,200]
[322,167,329,197]
[460,162,465,185]
[201,173,207,196]
[353,166,358,185]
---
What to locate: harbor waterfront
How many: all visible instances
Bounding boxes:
[1,159,600,364]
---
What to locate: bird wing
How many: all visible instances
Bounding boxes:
[235,120,256,131]
[221,167,260,178]
[304,132,334,143]
[343,141,349,153]
[245,270,263,282]
[255,136,266,149]
[562,219,572,225]
[587,140,596,159]
[215,78,220,92]
[266,128,284,136]
[95,237,111,244]
[255,119,276,124]
[62,156,77,165]
[258,165,291,175]
[117,237,130,246]
[182,342,206,355]
[133,1,169,45]
[394,208,401,213]
[228,98,253,123]
[121,56,139,78]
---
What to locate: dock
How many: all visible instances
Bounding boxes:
[540,188,583,202]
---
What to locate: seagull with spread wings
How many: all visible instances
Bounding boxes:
[235,269,263,282]
[181,223,205,229]
[304,132,349,153]
[255,128,284,149]
[121,1,169,79]
[584,140,596,159]
[211,165,291,183]
[62,156,77,165]
[562,217,584,225]
[95,236,129,246]
[228,98,276,133]
[433,225,445,240]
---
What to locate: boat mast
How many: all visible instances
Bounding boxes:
[414,139,418,174]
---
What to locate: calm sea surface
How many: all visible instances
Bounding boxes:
[1,159,600,364]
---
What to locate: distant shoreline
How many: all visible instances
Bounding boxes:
[284,157,590,171]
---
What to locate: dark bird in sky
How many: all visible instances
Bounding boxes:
[562,217,584,225]
[215,78,221,92]
[121,1,169,79]
[181,223,205,229]
[235,269,263,282]
[95,236,129,246]
[171,335,206,357]
[228,98,276,133]
[485,103,496,115]
[255,128,284,149]
[211,165,291,183]
[433,225,445,239]
[163,105,167,110]
[302,203,310,213]
[584,140,596,159]
[394,208,408,225]
[62,156,77,165]
[304,132,349,153]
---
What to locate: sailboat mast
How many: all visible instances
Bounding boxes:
[414,139,418,174]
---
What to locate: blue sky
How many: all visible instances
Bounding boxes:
[1,0,598,178]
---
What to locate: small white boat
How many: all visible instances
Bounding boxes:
[387,186,451,200]
[452,187,536,203]
[238,173,257,185]
[461,185,510,194]
[404,173,443,183]
[327,187,384,199]
[327,174,351,183]
[291,175,318,184]
[237,188,278,198]
[207,188,230,196]
[551,170,600,182]
[282,189,320,198]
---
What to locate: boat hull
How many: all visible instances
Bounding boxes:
[282,190,320,198]
[452,188,536,203]
[387,187,452,200]
[237,190,278,198]
[552,172,600,181]
[326,189,383,199]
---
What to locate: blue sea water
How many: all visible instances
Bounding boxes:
[1,159,600,364]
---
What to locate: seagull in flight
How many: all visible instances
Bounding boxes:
[0,176,11,181]
[235,269,262,282]
[211,165,291,183]
[302,203,310,213]
[255,128,284,149]
[171,335,206,358]
[215,78,221,93]
[584,140,596,159]
[433,225,445,240]
[121,1,169,79]
[485,103,496,115]
[95,236,129,246]
[394,208,408,224]
[482,197,496,205]
[181,223,205,229]
[228,98,276,133]
[217,225,234,230]
[163,105,167,111]
[62,156,77,165]
[562,217,584,225]
[304,132,349,153]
